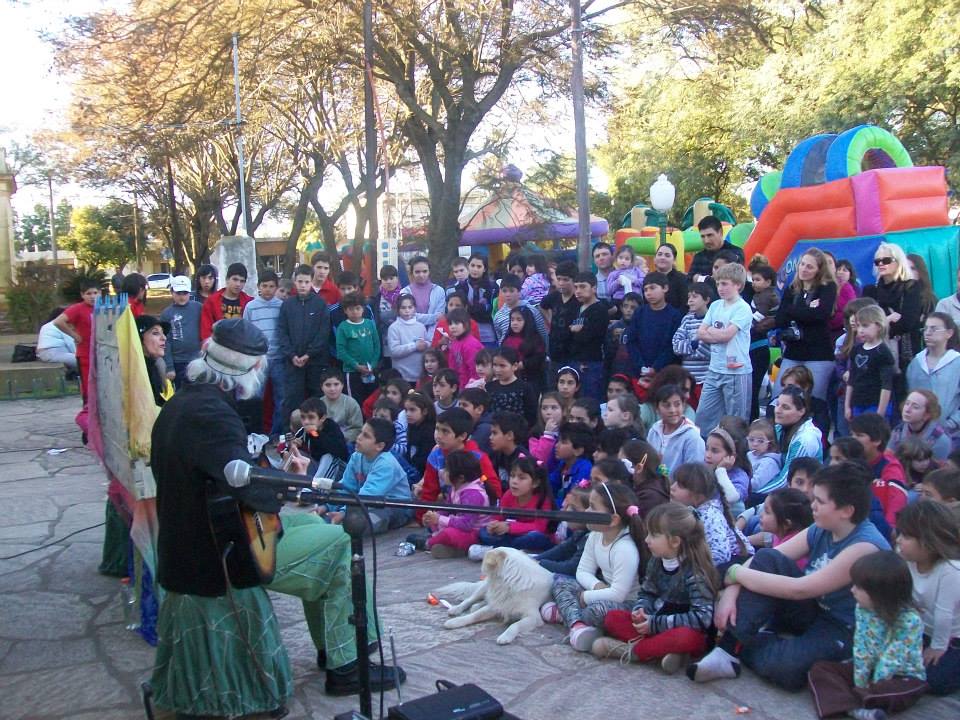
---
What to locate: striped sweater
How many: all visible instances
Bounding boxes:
[634,557,716,634]
[672,311,710,382]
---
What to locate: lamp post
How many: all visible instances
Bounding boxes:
[646,174,675,246]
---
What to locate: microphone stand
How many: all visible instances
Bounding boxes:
[272,487,610,718]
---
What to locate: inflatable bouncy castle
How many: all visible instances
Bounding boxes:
[744,125,958,297]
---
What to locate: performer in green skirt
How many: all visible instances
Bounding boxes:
[150,319,402,717]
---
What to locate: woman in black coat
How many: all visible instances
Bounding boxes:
[863,243,925,373]
[773,248,838,402]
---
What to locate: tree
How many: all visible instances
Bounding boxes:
[64,206,133,269]
[16,200,73,252]
[293,0,620,278]
[602,0,960,231]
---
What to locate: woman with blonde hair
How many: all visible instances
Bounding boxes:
[863,243,924,382]
[773,248,838,401]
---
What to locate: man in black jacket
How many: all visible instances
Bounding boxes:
[687,215,745,282]
[278,263,331,429]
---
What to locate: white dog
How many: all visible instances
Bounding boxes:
[436,547,554,645]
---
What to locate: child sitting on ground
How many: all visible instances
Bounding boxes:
[487,411,529,491]
[465,348,494,389]
[540,482,644,652]
[705,426,752,516]
[918,466,960,525]
[807,551,926,720]
[415,408,500,524]
[670,462,753,571]
[295,396,349,463]
[548,421,595,503]
[420,450,491,559]
[537,486,592,577]
[592,502,720,673]
[325,418,413,534]
[895,499,960,696]
[745,487,812,566]
[471,456,556,559]
[319,370,363,444]
[432,368,460,415]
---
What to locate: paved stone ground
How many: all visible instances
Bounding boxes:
[1,397,958,720]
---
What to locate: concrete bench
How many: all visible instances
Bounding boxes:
[0,361,79,399]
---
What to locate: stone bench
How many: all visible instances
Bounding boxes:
[0,361,79,399]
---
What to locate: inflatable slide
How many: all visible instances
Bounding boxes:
[744,125,958,297]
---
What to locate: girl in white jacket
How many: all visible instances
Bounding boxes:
[387,296,429,383]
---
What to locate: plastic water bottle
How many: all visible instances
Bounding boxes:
[120,577,140,631]
[395,542,416,557]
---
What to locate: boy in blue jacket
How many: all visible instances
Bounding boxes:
[325,418,413,534]
[628,272,683,379]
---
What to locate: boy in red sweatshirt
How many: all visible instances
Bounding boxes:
[200,262,253,339]
[850,412,908,529]
[415,408,500,524]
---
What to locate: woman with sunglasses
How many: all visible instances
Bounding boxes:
[863,244,924,384]
[773,248,838,402]
[906,312,960,449]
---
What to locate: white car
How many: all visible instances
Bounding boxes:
[146,273,171,294]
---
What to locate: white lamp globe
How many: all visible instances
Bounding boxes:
[650,174,675,213]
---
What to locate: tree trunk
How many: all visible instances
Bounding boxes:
[283,169,325,276]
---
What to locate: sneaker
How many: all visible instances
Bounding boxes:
[539,601,560,624]
[467,544,493,562]
[660,653,688,675]
[405,532,428,551]
[591,636,632,661]
[569,624,601,652]
[848,710,887,720]
[429,544,466,559]
[325,660,407,696]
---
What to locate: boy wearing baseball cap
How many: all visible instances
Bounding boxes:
[160,275,203,388]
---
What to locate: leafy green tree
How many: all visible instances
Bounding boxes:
[16,200,73,252]
[64,206,133,269]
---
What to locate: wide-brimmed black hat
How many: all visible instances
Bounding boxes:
[135,314,171,338]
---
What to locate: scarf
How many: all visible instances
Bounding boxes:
[381,286,402,310]
[409,281,434,313]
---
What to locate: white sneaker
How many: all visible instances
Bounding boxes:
[467,544,493,562]
[569,624,601,652]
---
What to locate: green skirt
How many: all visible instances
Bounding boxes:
[151,587,293,718]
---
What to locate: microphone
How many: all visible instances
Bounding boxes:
[223,460,339,492]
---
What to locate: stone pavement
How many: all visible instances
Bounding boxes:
[1,396,958,720]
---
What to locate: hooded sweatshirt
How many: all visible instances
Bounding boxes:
[387,316,429,383]
[647,418,706,478]
[906,349,960,437]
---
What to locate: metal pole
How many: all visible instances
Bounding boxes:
[47,171,59,284]
[570,0,591,271]
[232,33,249,237]
[363,0,379,269]
[132,193,142,271]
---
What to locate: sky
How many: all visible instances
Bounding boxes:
[0,0,621,231]
[0,0,119,213]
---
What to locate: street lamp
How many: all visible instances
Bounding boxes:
[646,174,675,246]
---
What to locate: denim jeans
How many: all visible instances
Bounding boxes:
[775,359,834,402]
[576,360,605,401]
[723,548,853,691]
[923,636,960,695]
[476,528,554,552]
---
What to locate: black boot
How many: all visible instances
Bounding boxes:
[325,660,407,697]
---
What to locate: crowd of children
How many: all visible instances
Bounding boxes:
[54,222,960,715]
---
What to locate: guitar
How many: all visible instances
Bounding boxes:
[207,452,285,587]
